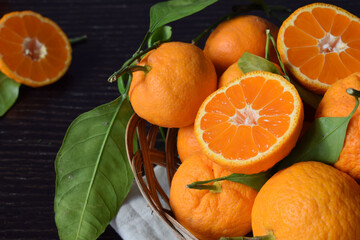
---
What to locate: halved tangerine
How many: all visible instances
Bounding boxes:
[0,11,72,87]
[194,71,304,174]
[278,3,360,94]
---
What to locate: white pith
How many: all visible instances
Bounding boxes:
[230,106,259,126]
[22,37,47,61]
[318,34,348,54]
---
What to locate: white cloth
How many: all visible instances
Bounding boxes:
[110,166,178,240]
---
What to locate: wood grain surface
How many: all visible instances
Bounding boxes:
[0,0,359,239]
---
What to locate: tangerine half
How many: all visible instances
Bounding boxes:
[0,11,72,87]
[194,71,304,174]
[278,3,360,94]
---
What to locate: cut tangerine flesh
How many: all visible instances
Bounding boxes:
[278,3,360,94]
[195,71,303,174]
[0,11,71,87]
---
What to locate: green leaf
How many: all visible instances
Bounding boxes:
[187,171,271,192]
[0,72,20,117]
[147,25,172,48]
[276,89,359,170]
[117,72,132,95]
[237,52,281,75]
[54,97,134,240]
[149,0,217,32]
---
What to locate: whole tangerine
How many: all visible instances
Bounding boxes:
[252,161,360,240]
[204,15,279,75]
[170,153,257,240]
[315,72,360,181]
[129,41,217,128]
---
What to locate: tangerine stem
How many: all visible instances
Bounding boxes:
[187,180,223,192]
[108,42,160,82]
[192,13,234,46]
[265,29,271,61]
[220,233,275,240]
[266,30,287,75]
[266,29,322,109]
[346,88,360,115]
[69,35,87,45]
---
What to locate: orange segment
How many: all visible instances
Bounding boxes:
[252,79,284,110]
[278,3,360,94]
[283,26,318,48]
[240,76,265,104]
[222,126,258,160]
[287,46,319,67]
[294,11,325,39]
[0,11,71,87]
[339,52,360,72]
[251,126,277,153]
[330,14,351,36]
[194,71,304,174]
[205,92,235,117]
[259,91,295,116]
[312,7,337,32]
[258,115,291,138]
[318,53,350,85]
[299,54,324,80]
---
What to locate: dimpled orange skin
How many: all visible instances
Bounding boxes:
[252,161,360,240]
[129,42,217,128]
[218,62,244,88]
[218,62,283,88]
[315,72,360,181]
[170,153,257,240]
[204,15,279,75]
[177,124,202,162]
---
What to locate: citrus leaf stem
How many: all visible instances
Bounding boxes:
[187,171,270,192]
[220,233,275,240]
[192,2,266,45]
[265,29,322,108]
[187,180,222,192]
[69,35,87,45]
[108,41,161,82]
[192,13,234,45]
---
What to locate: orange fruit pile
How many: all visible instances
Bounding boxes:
[0,11,72,87]
[127,3,360,239]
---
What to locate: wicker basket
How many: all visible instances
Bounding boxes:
[125,113,198,240]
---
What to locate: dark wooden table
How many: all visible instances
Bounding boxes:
[0,0,358,239]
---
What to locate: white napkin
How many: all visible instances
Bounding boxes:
[110,166,178,240]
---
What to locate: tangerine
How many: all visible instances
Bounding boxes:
[170,152,257,240]
[315,72,360,181]
[194,71,304,174]
[129,42,217,128]
[277,3,360,94]
[204,15,278,75]
[252,161,360,240]
[0,11,72,87]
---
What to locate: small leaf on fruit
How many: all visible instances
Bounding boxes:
[237,52,281,75]
[147,25,172,48]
